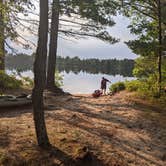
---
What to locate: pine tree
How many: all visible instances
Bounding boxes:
[47,0,119,91]
[32,0,50,147]
[122,0,166,96]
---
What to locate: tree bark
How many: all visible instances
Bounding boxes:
[32,0,50,147]
[47,0,60,90]
[157,0,162,97]
[0,0,5,71]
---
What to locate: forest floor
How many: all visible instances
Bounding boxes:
[0,91,166,166]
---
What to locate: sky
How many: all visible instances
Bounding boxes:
[58,15,138,60]
[8,7,138,60]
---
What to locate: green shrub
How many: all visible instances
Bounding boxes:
[0,71,22,91]
[125,79,164,98]
[135,78,160,98]
[21,76,34,88]
[125,80,142,92]
[55,70,63,88]
[109,82,125,93]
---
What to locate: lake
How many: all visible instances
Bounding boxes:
[6,56,135,94]
[11,70,135,94]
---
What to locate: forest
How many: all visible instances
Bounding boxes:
[0,0,166,166]
[5,54,135,76]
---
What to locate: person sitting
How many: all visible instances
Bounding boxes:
[101,77,111,95]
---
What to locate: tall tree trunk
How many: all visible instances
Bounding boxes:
[47,0,60,89]
[158,0,162,97]
[32,0,50,147]
[0,0,5,71]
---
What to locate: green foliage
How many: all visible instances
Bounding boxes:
[110,78,165,98]
[0,0,34,42]
[132,56,166,97]
[54,70,63,88]
[57,0,119,44]
[21,76,34,88]
[139,83,160,98]
[9,70,34,88]
[123,0,166,97]
[0,69,36,93]
[125,79,163,98]
[0,70,22,91]
[109,82,125,93]
[133,56,158,79]
[125,80,141,92]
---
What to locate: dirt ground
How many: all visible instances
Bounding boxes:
[0,91,166,166]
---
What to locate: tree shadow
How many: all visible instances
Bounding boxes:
[0,104,60,118]
[28,145,106,166]
[0,94,165,165]
[49,95,165,165]
[49,112,165,166]
[49,146,106,166]
[0,137,106,166]
[0,128,10,148]
[0,105,32,118]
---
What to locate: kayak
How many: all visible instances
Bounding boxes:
[0,95,32,107]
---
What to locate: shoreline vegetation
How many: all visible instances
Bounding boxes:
[1,64,165,110]
[5,54,135,76]
[1,69,165,106]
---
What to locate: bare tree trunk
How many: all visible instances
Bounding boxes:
[46,0,64,94]
[158,0,162,97]
[47,0,59,88]
[0,0,5,71]
[32,0,50,147]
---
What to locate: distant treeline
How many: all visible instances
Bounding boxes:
[57,56,134,76]
[5,54,135,77]
[6,54,34,71]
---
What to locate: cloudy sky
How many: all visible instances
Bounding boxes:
[9,9,138,60]
[57,15,138,60]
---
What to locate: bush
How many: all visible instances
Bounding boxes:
[0,71,23,91]
[20,76,34,88]
[55,70,63,88]
[125,80,142,92]
[109,82,126,93]
[125,79,164,98]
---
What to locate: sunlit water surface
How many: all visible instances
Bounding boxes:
[8,70,135,94]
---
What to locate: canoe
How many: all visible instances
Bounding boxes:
[0,95,32,107]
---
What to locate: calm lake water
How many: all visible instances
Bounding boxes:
[10,70,135,94]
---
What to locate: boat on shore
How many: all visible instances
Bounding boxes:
[0,94,32,107]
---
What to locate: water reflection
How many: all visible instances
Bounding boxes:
[12,70,135,94]
[6,55,134,77]
[61,71,134,94]
[6,55,135,93]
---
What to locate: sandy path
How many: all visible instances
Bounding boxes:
[0,91,166,165]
